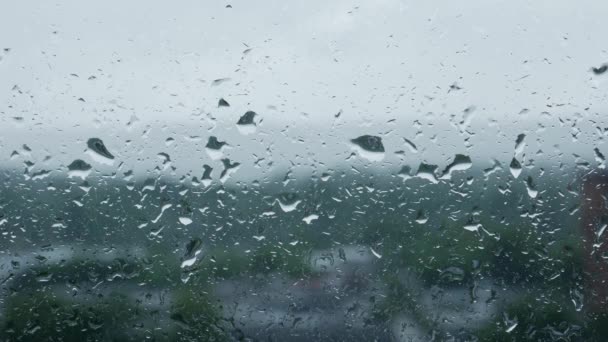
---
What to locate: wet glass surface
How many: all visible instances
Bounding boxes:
[1,1,608,341]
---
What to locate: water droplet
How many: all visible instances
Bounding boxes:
[181,238,203,269]
[220,158,240,183]
[440,266,464,282]
[36,271,53,283]
[525,176,538,198]
[370,247,382,259]
[201,164,213,187]
[302,214,319,224]
[398,165,412,181]
[86,138,115,164]
[205,136,227,160]
[218,98,230,107]
[212,77,231,86]
[463,223,482,232]
[570,288,584,311]
[237,111,257,134]
[67,159,92,179]
[151,203,172,224]
[591,63,608,75]
[157,152,171,166]
[414,163,438,183]
[504,313,519,333]
[440,154,472,179]
[514,133,526,155]
[415,209,428,224]
[509,158,522,178]
[179,217,193,226]
[29,169,51,180]
[595,148,605,167]
[350,135,385,161]
[403,138,418,153]
[277,193,301,212]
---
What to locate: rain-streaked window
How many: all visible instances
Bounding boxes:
[1,1,608,341]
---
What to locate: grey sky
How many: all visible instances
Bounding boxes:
[1,0,607,180]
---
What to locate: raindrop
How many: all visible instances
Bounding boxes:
[151,203,172,224]
[303,214,319,224]
[205,136,227,160]
[403,138,418,153]
[570,288,584,311]
[350,135,385,161]
[591,63,608,75]
[414,163,439,183]
[86,138,115,164]
[67,159,92,179]
[441,154,472,179]
[463,222,482,232]
[212,77,231,86]
[157,152,171,165]
[504,313,519,333]
[440,266,465,282]
[36,272,53,283]
[370,247,382,259]
[415,209,428,224]
[237,111,257,134]
[594,147,605,166]
[483,159,502,177]
[181,238,203,269]
[514,133,526,156]
[218,98,230,107]
[398,165,412,181]
[201,164,213,187]
[30,169,51,180]
[525,176,538,198]
[220,158,240,183]
[277,193,302,212]
[179,217,193,226]
[509,158,522,178]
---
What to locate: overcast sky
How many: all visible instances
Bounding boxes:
[1,0,607,180]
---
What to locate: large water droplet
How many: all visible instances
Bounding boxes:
[398,165,412,181]
[514,133,526,156]
[179,217,193,226]
[441,154,472,179]
[525,176,538,198]
[277,193,301,212]
[205,136,227,160]
[350,135,385,161]
[201,164,213,187]
[86,138,115,164]
[415,209,428,224]
[218,98,230,107]
[237,111,257,135]
[414,163,438,183]
[302,214,319,224]
[181,238,203,269]
[67,159,92,179]
[509,158,522,178]
[591,63,608,75]
[220,158,240,183]
[595,147,605,167]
